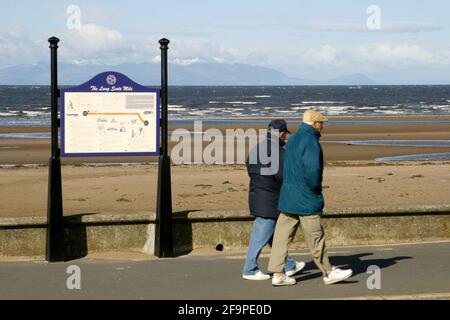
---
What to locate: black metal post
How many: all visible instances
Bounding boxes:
[155,38,174,257]
[46,36,64,262]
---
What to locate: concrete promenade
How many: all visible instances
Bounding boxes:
[0,241,449,300]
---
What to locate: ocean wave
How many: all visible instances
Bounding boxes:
[2,109,20,113]
[187,110,210,115]
[427,104,450,110]
[209,101,257,105]
[254,95,271,98]
[0,164,46,168]
[357,106,377,110]
[0,132,52,139]
[378,105,399,109]
[301,101,345,104]
[236,101,257,105]
[169,106,187,112]
[21,110,51,117]
[327,106,350,110]
[374,110,408,115]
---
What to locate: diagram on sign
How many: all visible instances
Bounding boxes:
[63,92,158,154]
[82,111,150,126]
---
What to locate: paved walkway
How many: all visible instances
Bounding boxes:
[0,241,449,300]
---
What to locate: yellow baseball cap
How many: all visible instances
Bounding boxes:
[303,109,329,122]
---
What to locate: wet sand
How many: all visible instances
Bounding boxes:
[1,116,449,217]
[1,117,450,164]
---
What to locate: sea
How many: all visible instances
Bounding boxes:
[1,85,450,161]
[1,85,450,126]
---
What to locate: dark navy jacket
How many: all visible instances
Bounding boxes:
[278,123,325,215]
[247,133,285,219]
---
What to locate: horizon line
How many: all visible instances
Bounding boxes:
[1,83,450,86]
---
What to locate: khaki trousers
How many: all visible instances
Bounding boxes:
[268,213,332,275]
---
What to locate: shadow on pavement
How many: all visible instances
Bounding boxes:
[330,253,413,276]
[293,253,413,283]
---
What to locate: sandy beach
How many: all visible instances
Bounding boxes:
[0,117,450,217]
[1,116,450,217]
[0,161,449,217]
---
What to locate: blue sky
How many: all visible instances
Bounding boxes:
[1,0,450,84]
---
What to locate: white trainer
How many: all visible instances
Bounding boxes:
[272,274,296,286]
[323,266,353,285]
[285,261,306,277]
[242,271,271,281]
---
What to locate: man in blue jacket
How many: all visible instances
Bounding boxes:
[268,110,353,286]
[242,119,305,281]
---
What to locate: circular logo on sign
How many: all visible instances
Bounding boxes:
[106,74,117,85]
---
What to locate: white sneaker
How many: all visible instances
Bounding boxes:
[242,271,271,281]
[323,266,353,285]
[272,274,296,286]
[285,261,306,277]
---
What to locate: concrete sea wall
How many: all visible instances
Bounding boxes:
[1,205,449,260]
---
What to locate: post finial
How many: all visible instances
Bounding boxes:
[159,38,170,48]
[48,37,60,48]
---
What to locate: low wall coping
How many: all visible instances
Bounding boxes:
[1,205,449,228]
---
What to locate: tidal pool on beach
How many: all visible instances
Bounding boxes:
[332,140,450,147]
[328,140,450,161]
[376,152,450,161]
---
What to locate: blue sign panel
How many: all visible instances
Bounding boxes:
[61,71,160,157]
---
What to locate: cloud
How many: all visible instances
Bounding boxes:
[0,26,46,68]
[295,21,445,34]
[285,43,450,71]
[213,57,227,63]
[2,23,450,84]
[356,43,438,66]
[381,22,444,34]
[61,24,126,63]
[315,45,339,64]
[279,45,346,69]
[151,55,161,63]
[0,24,242,68]
[171,58,202,66]
[268,42,450,81]
[301,22,367,33]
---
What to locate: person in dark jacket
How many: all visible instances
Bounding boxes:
[268,110,353,286]
[242,119,305,281]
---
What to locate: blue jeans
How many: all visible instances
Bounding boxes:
[243,216,297,276]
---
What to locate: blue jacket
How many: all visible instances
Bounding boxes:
[247,133,285,219]
[278,123,324,215]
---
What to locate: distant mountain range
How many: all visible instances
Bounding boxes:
[0,61,377,86]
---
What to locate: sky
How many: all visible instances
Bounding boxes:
[1,0,450,84]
